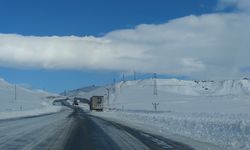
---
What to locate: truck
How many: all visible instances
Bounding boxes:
[73,99,79,106]
[90,96,104,111]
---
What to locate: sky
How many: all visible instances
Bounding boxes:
[0,0,249,93]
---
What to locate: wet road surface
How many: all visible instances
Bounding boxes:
[0,108,194,150]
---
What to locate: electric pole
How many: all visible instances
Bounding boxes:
[113,78,116,93]
[134,71,136,80]
[153,73,157,95]
[14,84,17,101]
[152,73,159,111]
[106,88,110,106]
[152,103,159,112]
[122,73,125,82]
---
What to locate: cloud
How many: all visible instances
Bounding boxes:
[0,34,152,71]
[217,0,250,12]
[0,1,250,79]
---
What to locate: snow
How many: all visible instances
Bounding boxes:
[0,78,63,120]
[0,110,74,150]
[66,85,106,99]
[0,105,64,120]
[88,78,250,150]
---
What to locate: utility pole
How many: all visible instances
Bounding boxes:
[152,73,159,112]
[134,71,137,80]
[152,103,159,112]
[113,78,116,93]
[122,73,125,82]
[106,88,110,106]
[153,73,157,95]
[14,84,17,101]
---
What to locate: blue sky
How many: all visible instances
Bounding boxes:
[0,0,217,36]
[1,0,248,93]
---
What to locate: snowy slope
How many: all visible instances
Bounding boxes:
[88,78,250,150]
[66,85,107,99]
[114,78,250,96]
[0,78,62,119]
[105,79,250,113]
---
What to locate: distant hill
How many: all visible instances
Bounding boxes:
[112,78,250,96]
[64,85,107,99]
[0,78,57,112]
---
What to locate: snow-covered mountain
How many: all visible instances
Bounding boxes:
[66,78,250,113]
[101,78,250,112]
[0,78,58,112]
[90,78,250,150]
[65,85,107,99]
[67,78,250,102]
[114,78,250,96]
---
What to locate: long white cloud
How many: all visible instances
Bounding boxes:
[0,0,250,79]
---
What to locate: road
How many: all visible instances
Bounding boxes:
[0,108,194,150]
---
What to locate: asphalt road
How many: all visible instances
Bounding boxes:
[0,108,194,150]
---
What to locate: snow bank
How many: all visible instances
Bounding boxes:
[0,78,63,120]
[88,78,250,150]
[67,78,250,149]
[93,110,250,150]
[0,105,64,120]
